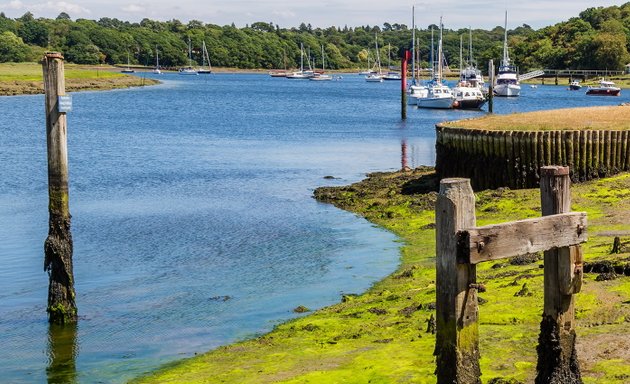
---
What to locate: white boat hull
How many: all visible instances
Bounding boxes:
[494,83,521,97]
[417,96,453,109]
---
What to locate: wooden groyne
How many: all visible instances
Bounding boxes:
[436,125,630,190]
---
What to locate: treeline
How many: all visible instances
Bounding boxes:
[1,3,630,72]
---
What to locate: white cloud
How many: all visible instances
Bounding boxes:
[122,4,145,13]
[30,1,91,15]
[3,0,25,10]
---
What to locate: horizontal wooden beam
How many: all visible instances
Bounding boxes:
[457,212,587,265]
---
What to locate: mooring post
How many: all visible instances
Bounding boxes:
[42,52,77,324]
[435,178,481,384]
[536,166,582,384]
[401,49,410,120]
[488,59,494,114]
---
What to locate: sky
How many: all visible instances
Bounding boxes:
[0,1,627,30]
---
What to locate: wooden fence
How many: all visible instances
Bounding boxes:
[435,166,587,383]
[435,125,630,190]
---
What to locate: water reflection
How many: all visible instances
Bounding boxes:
[46,323,77,384]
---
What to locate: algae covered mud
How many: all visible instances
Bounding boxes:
[2,73,630,382]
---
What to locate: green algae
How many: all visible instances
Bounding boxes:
[133,168,629,384]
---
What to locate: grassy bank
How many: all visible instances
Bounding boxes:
[440,105,630,131]
[133,167,630,384]
[0,62,159,96]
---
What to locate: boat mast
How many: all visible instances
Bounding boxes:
[375,33,382,75]
[468,27,473,66]
[155,45,159,68]
[502,11,510,66]
[430,27,434,80]
[437,17,443,82]
[459,34,463,77]
[300,42,304,72]
[411,5,416,84]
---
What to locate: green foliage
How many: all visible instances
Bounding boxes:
[0,31,30,62]
[4,3,630,70]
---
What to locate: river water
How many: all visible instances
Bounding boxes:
[0,74,627,383]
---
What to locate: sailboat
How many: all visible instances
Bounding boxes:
[407,5,428,105]
[121,50,135,73]
[365,33,384,82]
[383,43,401,80]
[179,38,198,75]
[197,40,212,74]
[452,30,486,109]
[494,11,520,97]
[417,17,454,109]
[310,45,333,81]
[286,43,314,79]
[152,45,161,74]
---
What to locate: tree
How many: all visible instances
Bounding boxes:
[0,31,30,62]
[56,12,71,21]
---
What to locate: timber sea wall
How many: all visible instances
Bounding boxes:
[435,125,630,190]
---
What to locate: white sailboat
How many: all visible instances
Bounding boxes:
[310,45,333,81]
[382,43,401,80]
[286,43,314,79]
[198,40,212,74]
[417,18,453,109]
[494,11,520,97]
[179,38,198,75]
[452,31,486,109]
[365,33,384,82]
[407,5,428,105]
[121,50,135,73]
[152,45,161,74]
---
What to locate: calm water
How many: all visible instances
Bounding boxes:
[1,74,627,383]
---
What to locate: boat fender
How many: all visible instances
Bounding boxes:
[453,101,459,108]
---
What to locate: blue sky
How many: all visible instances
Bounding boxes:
[0,1,626,30]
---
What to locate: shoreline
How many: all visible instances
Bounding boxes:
[133,167,630,383]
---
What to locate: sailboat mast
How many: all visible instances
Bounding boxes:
[468,27,473,65]
[375,33,382,74]
[503,11,509,64]
[459,34,463,76]
[411,5,416,84]
[430,27,434,80]
[437,17,443,82]
[156,45,159,67]
[300,42,304,72]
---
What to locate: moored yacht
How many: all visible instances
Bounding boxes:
[586,79,621,96]
[494,11,521,97]
[452,30,487,109]
[417,18,453,109]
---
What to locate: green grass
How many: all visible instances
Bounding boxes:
[0,62,124,81]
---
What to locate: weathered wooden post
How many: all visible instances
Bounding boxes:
[488,60,494,113]
[536,166,583,384]
[42,52,77,324]
[435,178,481,384]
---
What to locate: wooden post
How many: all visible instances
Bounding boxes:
[401,49,411,120]
[42,52,77,324]
[536,166,582,384]
[488,60,494,113]
[435,178,481,384]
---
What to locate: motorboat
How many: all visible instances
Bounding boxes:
[494,11,521,97]
[586,79,621,96]
[569,80,582,90]
[383,72,402,80]
[417,81,454,109]
[452,81,486,109]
